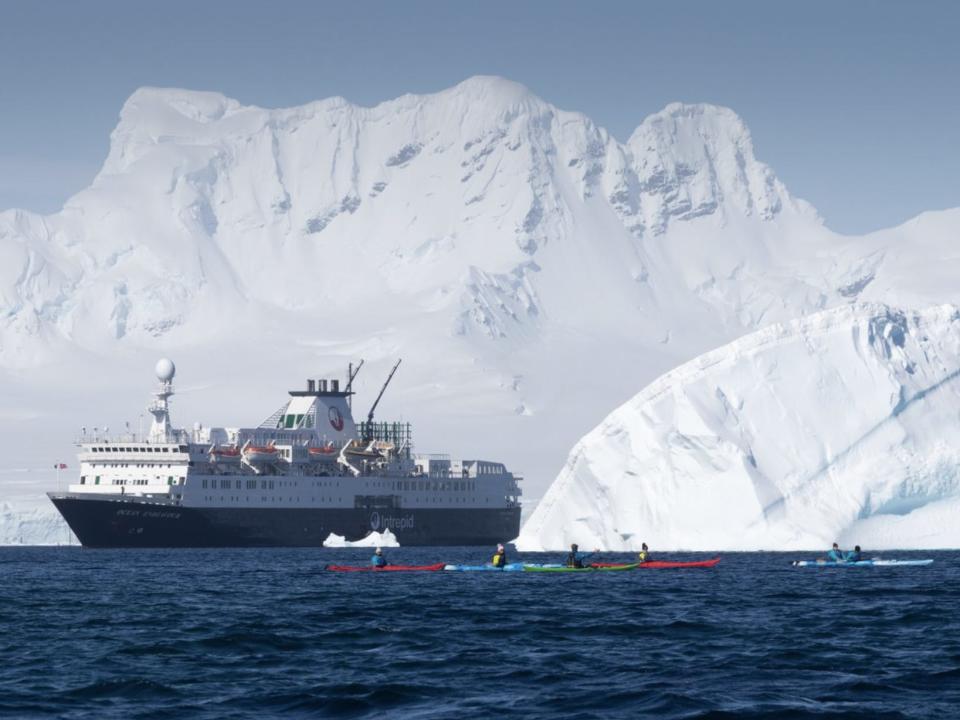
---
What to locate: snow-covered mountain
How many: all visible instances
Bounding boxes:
[3,76,960,545]
[517,304,960,551]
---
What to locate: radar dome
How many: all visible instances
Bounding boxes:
[155,358,176,382]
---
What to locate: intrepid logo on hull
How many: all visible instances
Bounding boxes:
[370,512,415,531]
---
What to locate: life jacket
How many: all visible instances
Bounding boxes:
[492,552,506,568]
[638,550,648,563]
[566,552,583,568]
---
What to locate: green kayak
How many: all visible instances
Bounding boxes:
[523,562,640,573]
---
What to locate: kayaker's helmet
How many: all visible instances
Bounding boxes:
[832,542,839,549]
[642,542,648,550]
[854,545,861,552]
[497,543,504,552]
[375,547,383,555]
[571,543,579,551]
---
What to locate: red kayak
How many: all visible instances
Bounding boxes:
[590,557,721,569]
[326,563,446,572]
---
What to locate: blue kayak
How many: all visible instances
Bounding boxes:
[792,559,933,567]
[444,563,526,572]
[443,563,565,572]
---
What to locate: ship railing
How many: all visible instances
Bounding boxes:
[75,428,191,445]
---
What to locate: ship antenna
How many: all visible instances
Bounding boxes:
[364,359,401,442]
[148,358,177,443]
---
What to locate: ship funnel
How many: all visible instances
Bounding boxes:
[331,379,340,392]
[307,379,316,392]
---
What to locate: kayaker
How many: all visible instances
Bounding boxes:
[371,547,387,567]
[827,543,845,562]
[491,543,508,568]
[565,543,594,569]
[638,542,650,563]
[844,545,862,562]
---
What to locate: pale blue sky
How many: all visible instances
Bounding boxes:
[1,0,958,234]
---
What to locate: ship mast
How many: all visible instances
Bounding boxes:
[345,359,364,409]
[148,358,177,443]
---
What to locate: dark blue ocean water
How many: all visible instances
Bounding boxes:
[1,548,958,719]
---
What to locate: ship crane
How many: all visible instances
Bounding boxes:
[363,359,401,442]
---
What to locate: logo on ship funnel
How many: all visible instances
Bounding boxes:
[329,406,344,431]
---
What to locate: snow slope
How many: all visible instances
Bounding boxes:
[517,304,960,551]
[3,76,960,545]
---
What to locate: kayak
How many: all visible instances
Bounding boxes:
[591,557,721,569]
[444,563,526,572]
[523,562,640,573]
[326,563,446,572]
[791,559,934,567]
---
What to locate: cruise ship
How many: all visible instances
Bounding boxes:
[48,359,522,547]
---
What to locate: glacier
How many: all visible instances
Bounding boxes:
[517,304,960,551]
[3,76,960,545]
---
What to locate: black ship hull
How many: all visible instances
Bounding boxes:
[48,493,521,548]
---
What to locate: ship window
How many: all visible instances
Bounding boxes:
[79,477,85,485]
[167,477,174,486]
[162,448,169,453]
[95,476,100,485]
[235,480,241,489]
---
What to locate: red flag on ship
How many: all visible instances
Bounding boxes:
[54,463,67,470]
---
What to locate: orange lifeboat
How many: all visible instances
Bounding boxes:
[210,446,241,462]
[243,445,278,464]
[308,444,337,460]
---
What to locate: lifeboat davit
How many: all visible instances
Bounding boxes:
[343,442,383,460]
[243,445,278,464]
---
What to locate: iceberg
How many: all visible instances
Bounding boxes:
[517,304,960,551]
[323,529,400,548]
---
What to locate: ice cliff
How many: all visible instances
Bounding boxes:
[517,304,960,551]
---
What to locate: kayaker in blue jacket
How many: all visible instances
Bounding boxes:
[827,543,845,562]
[491,543,507,568]
[844,545,862,562]
[565,543,594,568]
[371,547,387,567]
